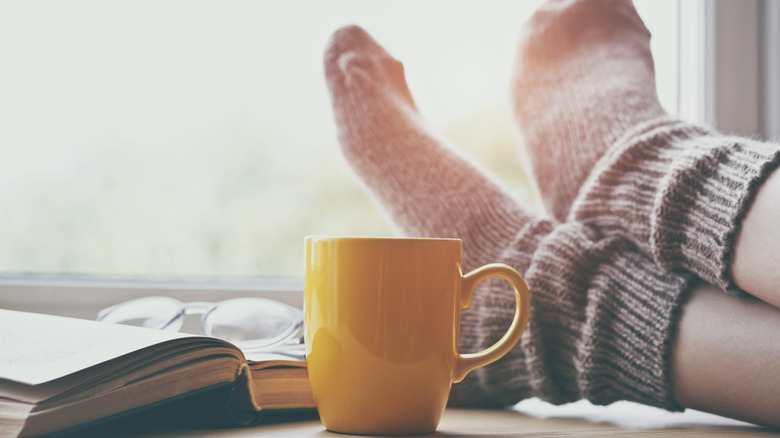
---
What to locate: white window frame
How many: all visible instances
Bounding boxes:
[760,0,780,139]
[681,0,780,138]
[0,276,303,319]
[3,0,777,318]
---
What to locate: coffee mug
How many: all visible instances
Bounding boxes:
[303,236,530,435]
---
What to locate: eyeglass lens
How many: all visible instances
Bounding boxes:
[203,298,303,352]
[98,296,184,331]
[97,296,302,354]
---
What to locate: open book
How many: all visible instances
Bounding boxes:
[0,309,314,437]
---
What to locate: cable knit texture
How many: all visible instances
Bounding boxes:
[323,24,693,411]
[569,117,780,294]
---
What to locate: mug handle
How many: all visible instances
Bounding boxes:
[452,263,530,383]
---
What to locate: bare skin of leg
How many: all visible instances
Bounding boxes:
[731,166,780,309]
[672,282,780,427]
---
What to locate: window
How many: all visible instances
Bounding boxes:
[677,0,780,138]
[1,1,681,315]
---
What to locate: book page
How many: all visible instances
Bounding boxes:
[0,309,195,385]
[246,352,306,366]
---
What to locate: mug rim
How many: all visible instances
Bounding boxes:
[305,235,461,243]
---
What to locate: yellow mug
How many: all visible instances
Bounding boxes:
[304,236,530,435]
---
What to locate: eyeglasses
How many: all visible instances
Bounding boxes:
[97,296,304,358]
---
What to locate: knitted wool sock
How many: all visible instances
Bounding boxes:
[513,0,780,294]
[449,219,692,409]
[324,25,694,410]
[324,24,531,271]
[511,0,665,221]
[570,120,780,294]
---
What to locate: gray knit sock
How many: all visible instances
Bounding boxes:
[514,0,780,294]
[324,25,694,410]
[450,220,693,410]
[512,0,665,222]
[570,119,780,294]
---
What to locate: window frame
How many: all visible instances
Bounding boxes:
[0,275,303,319]
[686,0,779,138]
[760,0,780,139]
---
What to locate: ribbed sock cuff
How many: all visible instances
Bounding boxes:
[524,223,692,410]
[655,134,780,293]
[451,220,693,411]
[571,117,780,293]
[450,219,550,407]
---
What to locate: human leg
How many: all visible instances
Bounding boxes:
[673,282,780,427]
[730,167,780,308]
[513,0,780,302]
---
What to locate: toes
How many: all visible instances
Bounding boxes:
[323,25,414,105]
[324,25,394,80]
[324,25,388,63]
[519,0,649,58]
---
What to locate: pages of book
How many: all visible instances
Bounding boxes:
[0,309,194,385]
